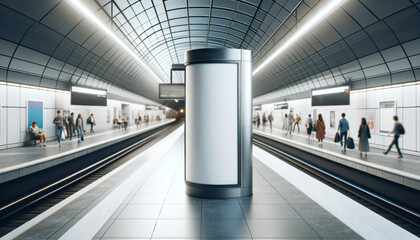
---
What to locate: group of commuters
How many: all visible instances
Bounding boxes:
[253,109,405,159]
[253,112,274,129]
[29,110,96,147]
[53,110,96,146]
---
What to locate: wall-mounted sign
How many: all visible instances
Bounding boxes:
[27,100,44,130]
[146,105,159,110]
[274,103,288,110]
[379,101,395,133]
[71,85,107,106]
[312,85,350,106]
[253,105,261,111]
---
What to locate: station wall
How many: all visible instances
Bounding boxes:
[0,83,167,149]
[256,81,420,154]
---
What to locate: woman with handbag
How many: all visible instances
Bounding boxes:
[315,114,326,146]
[358,117,370,156]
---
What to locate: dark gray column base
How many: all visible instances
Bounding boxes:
[185,182,252,198]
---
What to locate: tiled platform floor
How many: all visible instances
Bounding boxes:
[94,133,361,239]
[254,126,420,176]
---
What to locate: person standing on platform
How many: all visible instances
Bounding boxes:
[282,113,287,130]
[262,113,267,127]
[53,110,64,147]
[306,114,313,141]
[268,112,274,130]
[384,115,404,158]
[293,114,301,132]
[287,110,294,134]
[358,117,370,156]
[88,114,96,133]
[315,114,326,145]
[67,112,75,140]
[256,113,261,128]
[253,114,256,127]
[76,114,84,143]
[122,113,128,130]
[338,113,350,152]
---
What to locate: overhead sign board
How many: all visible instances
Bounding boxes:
[159,84,185,99]
[274,103,288,110]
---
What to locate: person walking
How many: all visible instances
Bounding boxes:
[122,113,128,130]
[253,114,256,127]
[53,110,64,147]
[268,112,274,130]
[287,110,294,134]
[67,112,75,140]
[306,114,313,141]
[256,113,261,128]
[262,113,267,128]
[88,114,96,133]
[338,113,350,152]
[358,117,370,156]
[76,114,84,143]
[383,115,404,158]
[29,121,47,146]
[315,114,326,145]
[282,114,287,130]
[293,114,301,132]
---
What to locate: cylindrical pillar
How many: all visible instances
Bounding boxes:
[184,48,252,198]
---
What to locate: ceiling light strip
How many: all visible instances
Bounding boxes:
[66,0,163,83]
[253,0,346,76]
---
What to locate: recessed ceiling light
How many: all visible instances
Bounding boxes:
[66,0,163,84]
[253,0,347,76]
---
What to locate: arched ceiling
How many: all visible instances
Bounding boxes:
[0,0,419,108]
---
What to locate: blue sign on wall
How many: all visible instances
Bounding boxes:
[27,100,43,130]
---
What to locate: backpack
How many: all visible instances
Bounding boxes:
[399,123,405,135]
[86,117,91,124]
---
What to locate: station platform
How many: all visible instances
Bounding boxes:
[5,125,366,239]
[0,119,175,184]
[253,126,420,191]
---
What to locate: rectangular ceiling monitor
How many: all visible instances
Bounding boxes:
[71,86,107,106]
[159,83,185,99]
[311,86,350,106]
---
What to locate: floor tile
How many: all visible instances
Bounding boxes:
[129,193,166,205]
[247,219,318,238]
[252,185,277,194]
[159,204,201,218]
[202,204,244,219]
[306,218,360,238]
[164,193,201,205]
[118,204,162,218]
[152,219,201,238]
[103,219,156,238]
[202,198,239,208]
[292,204,335,219]
[239,193,287,205]
[282,193,316,205]
[137,185,170,194]
[241,204,301,219]
[202,219,251,238]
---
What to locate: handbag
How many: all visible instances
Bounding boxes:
[61,130,66,141]
[347,137,355,149]
[334,132,340,142]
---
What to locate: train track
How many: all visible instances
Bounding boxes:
[0,121,181,237]
[253,134,420,237]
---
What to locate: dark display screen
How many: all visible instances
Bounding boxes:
[274,103,288,109]
[311,86,349,106]
[71,86,107,106]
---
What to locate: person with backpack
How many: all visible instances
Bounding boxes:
[384,115,404,158]
[287,110,294,135]
[76,114,84,143]
[262,113,267,128]
[306,114,313,141]
[338,113,350,152]
[358,117,370,156]
[256,112,261,128]
[87,113,96,133]
[268,112,274,130]
[293,114,301,132]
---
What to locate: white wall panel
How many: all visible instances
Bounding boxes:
[7,108,20,144]
[417,108,420,151]
[402,86,416,107]
[7,86,20,106]
[402,108,416,151]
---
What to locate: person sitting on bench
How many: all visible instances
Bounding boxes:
[29,121,46,146]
